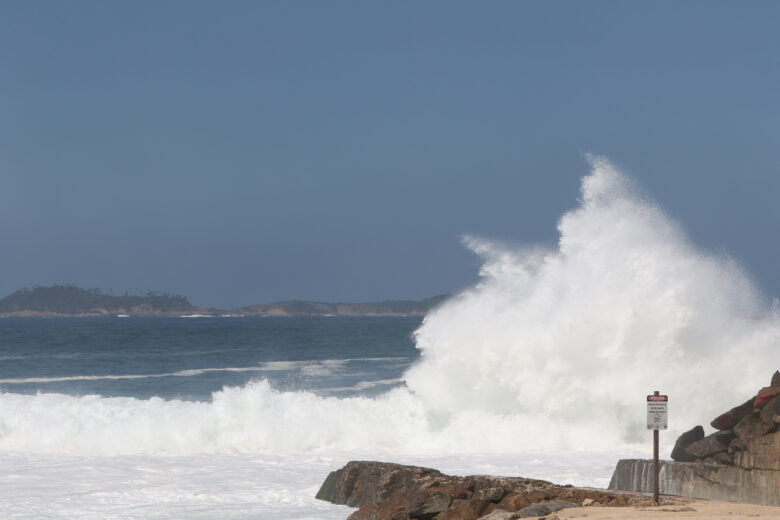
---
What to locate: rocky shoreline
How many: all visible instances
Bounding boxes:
[317,371,780,519]
[316,461,678,520]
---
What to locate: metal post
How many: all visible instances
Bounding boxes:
[653,390,659,504]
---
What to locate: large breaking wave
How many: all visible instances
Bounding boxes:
[2,156,778,456]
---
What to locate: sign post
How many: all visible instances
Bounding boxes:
[647,391,668,504]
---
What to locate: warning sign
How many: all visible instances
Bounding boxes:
[647,394,668,430]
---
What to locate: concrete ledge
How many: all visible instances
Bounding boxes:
[609,459,780,507]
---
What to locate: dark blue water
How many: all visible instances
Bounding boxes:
[0,316,422,401]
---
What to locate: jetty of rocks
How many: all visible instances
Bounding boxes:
[316,461,667,520]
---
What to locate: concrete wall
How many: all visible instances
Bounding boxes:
[609,459,780,507]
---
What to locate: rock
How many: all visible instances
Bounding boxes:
[349,503,407,520]
[461,475,518,516]
[702,452,733,465]
[318,461,650,520]
[759,394,780,424]
[405,481,468,519]
[683,431,732,460]
[581,498,594,506]
[713,451,734,465]
[711,398,754,430]
[495,491,546,512]
[435,501,480,520]
[733,414,773,443]
[728,437,747,454]
[754,386,780,408]
[316,461,445,508]
[513,501,579,518]
[671,425,704,461]
[734,431,780,471]
[771,370,780,387]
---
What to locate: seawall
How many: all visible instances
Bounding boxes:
[609,459,780,506]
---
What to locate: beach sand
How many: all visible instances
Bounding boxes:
[551,500,780,520]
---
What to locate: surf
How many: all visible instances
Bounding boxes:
[1,156,777,458]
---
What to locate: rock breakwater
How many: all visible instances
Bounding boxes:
[316,461,665,520]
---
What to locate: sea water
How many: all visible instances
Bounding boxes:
[2,157,779,519]
[0,316,426,519]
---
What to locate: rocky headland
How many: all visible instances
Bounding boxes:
[0,285,447,317]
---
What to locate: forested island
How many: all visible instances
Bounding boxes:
[0,285,447,317]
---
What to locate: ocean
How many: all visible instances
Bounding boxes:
[0,316,633,520]
[0,316,427,519]
[2,158,778,519]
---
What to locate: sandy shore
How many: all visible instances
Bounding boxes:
[552,500,780,520]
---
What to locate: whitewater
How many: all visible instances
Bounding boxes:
[2,157,778,519]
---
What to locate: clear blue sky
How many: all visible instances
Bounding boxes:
[2,1,779,307]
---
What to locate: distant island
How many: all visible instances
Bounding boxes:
[0,285,449,317]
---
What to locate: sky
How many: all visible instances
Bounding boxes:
[1,1,779,308]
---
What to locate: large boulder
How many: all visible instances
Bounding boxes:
[684,431,732,460]
[711,398,754,430]
[733,414,773,444]
[759,394,780,424]
[755,386,780,408]
[315,461,445,508]
[671,425,704,461]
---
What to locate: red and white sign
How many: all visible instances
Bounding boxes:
[647,394,668,430]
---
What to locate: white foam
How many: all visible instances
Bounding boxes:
[324,378,405,392]
[0,450,629,520]
[0,366,267,384]
[406,156,779,447]
[0,452,354,520]
[0,357,411,385]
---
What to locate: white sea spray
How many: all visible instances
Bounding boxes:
[406,156,779,448]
